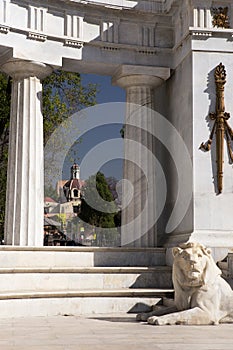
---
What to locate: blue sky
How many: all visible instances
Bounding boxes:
[62,74,126,181]
[81,74,125,103]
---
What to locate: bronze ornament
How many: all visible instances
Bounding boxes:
[199,63,233,194]
[211,7,230,29]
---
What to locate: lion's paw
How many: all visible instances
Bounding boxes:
[147,316,159,325]
[147,316,168,325]
[136,313,148,322]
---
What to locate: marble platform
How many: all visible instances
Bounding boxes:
[0,247,173,318]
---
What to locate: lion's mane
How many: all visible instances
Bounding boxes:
[172,242,222,311]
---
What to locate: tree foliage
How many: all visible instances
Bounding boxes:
[79,172,117,228]
[42,70,98,144]
[44,185,59,202]
[78,172,120,246]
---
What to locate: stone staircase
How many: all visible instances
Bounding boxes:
[0,246,174,318]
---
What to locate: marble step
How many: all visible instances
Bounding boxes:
[0,288,174,318]
[0,246,166,268]
[0,266,173,291]
[0,288,174,300]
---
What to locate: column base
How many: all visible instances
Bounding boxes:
[164,230,233,264]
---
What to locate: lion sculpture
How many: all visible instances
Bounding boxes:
[137,242,233,325]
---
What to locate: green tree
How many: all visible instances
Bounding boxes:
[79,172,119,245]
[42,70,97,144]
[0,70,98,240]
[44,185,59,202]
[79,172,117,227]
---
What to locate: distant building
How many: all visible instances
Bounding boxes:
[63,163,82,202]
[56,164,85,202]
[44,197,59,214]
[45,163,85,219]
[44,164,85,245]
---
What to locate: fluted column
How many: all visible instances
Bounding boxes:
[113,65,170,247]
[1,59,52,246]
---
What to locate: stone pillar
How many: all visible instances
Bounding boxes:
[113,65,170,247]
[1,59,52,246]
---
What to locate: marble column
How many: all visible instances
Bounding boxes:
[113,65,170,247]
[1,59,52,246]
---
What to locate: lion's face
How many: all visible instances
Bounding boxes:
[172,243,213,287]
[172,242,227,314]
[175,247,207,281]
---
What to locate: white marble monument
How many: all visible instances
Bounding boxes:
[0,0,233,255]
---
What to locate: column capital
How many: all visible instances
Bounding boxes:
[1,59,53,80]
[112,65,170,89]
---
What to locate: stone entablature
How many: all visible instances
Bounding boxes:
[0,0,233,71]
[0,1,174,76]
[0,0,174,68]
[0,0,173,43]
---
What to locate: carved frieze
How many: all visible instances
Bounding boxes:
[100,20,119,44]
[141,25,156,47]
[28,5,47,32]
[64,13,83,39]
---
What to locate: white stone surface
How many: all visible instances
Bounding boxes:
[164,53,233,249]
[0,267,172,292]
[0,247,171,316]
[1,313,233,350]
[193,53,233,234]
[0,246,166,267]
[158,31,233,251]
[0,295,161,318]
